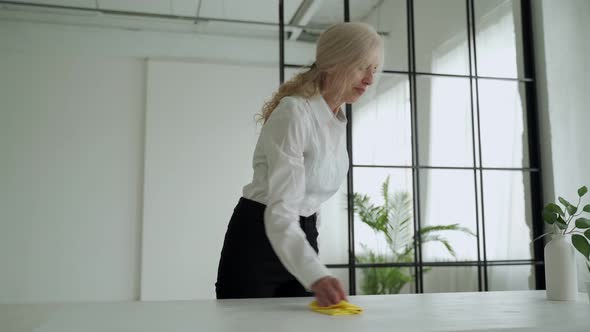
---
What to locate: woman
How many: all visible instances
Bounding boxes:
[216,22,384,307]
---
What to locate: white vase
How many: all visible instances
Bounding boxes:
[586,281,590,303]
[544,234,578,301]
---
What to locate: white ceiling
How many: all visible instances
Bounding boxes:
[0,0,385,41]
[2,0,383,26]
[3,0,304,23]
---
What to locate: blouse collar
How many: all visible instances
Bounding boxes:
[309,93,347,126]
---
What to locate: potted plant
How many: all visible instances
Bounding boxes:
[353,176,475,294]
[537,185,590,301]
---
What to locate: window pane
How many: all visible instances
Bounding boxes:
[482,170,534,261]
[353,74,411,166]
[356,267,415,295]
[284,0,343,66]
[474,0,525,78]
[417,76,474,167]
[479,79,529,168]
[350,0,408,71]
[488,264,535,291]
[353,167,414,263]
[415,0,470,75]
[423,266,479,293]
[318,183,349,265]
[420,169,479,262]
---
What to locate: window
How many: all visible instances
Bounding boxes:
[281,0,543,294]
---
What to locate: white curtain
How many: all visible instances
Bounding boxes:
[352,75,413,257]
[421,0,533,292]
[418,25,479,293]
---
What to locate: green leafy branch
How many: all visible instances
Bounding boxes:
[536,185,590,273]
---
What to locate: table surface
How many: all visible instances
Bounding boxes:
[1,290,588,332]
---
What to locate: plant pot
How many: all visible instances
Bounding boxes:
[544,234,578,301]
[586,281,590,303]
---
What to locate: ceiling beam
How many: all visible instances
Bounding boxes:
[288,0,322,41]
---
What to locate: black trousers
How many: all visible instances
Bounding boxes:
[215,197,318,299]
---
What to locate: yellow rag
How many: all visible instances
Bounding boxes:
[309,300,363,316]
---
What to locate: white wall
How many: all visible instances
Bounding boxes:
[0,10,287,302]
[140,60,276,300]
[533,0,590,291]
[0,53,145,302]
[0,5,323,301]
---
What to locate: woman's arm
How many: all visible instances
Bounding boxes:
[262,99,331,289]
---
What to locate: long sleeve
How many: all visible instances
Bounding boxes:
[261,100,331,289]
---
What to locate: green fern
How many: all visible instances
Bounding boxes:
[354,176,475,295]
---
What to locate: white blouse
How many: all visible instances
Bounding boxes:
[242,93,349,289]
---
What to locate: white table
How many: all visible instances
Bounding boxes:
[1,291,588,332]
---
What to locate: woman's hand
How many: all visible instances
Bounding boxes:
[311,276,347,307]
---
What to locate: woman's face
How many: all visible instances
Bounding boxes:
[343,64,377,103]
[324,59,379,106]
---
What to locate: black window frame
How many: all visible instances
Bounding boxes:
[279,0,544,295]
